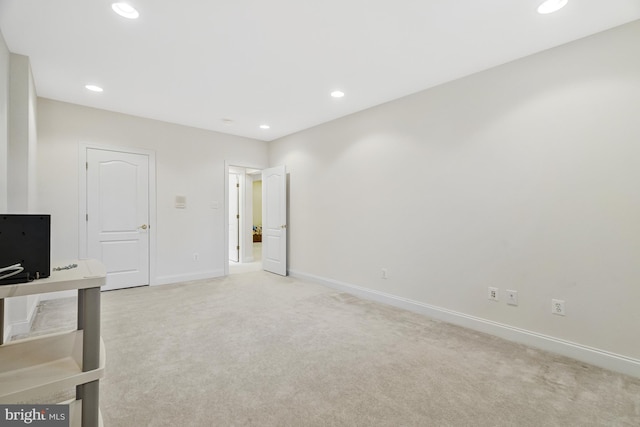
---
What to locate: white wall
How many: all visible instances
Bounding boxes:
[37,99,268,285]
[269,21,640,373]
[252,180,262,227]
[3,52,40,340]
[8,54,37,213]
[0,29,9,340]
[0,30,8,212]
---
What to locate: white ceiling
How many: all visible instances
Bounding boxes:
[1,1,639,142]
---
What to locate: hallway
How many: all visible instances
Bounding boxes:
[229,242,262,274]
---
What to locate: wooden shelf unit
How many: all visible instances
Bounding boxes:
[0,259,106,427]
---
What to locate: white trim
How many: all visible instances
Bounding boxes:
[78,143,158,285]
[224,162,229,276]
[154,269,225,286]
[289,269,640,379]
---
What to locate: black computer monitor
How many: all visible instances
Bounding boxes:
[0,214,51,285]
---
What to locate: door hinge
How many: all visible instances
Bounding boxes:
[236,246,240,250]
[236,183,239,188]
[86,213,88,221]
[86,162,88,170]
[236,214,239,219]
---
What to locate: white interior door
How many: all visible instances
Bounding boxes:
[87,148,150,291]
[262,165,287,276]
[229,173,239,262]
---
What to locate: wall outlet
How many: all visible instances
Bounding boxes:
[381,268,388,279]
[552,299,565,316]
[506,289,518,306]
[488,287,499,301]
[193,253,199,262]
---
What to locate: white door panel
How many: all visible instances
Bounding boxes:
[229,173,240,262]
[87,149,149,290]
[262,165,287,276]
[99,162,138,231]
[101,240,140,272]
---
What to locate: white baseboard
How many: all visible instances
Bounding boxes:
[289,270,640,379]
[153,269,225,286]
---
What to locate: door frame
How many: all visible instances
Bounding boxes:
[78,143,158,285]
[229,172,240,263]
[224,161,267,276]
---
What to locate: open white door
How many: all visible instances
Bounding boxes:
[87,148,150,290]
[262,165,287,276]
[229,173,240,262]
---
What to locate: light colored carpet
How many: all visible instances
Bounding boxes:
[23,271,640,426]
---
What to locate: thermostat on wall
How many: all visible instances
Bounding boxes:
[175,195,186,209]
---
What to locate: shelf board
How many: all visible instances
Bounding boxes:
[0,331,105,403]
[0,259,106,299]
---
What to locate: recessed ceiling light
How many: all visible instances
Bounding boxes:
[537,0,568,14]
[112,3,139,19]
[331,90,345,98]
[259,124,270,130]
[85,84,104,93]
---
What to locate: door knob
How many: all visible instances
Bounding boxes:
[139,224,148,230]
[281,224,287,229]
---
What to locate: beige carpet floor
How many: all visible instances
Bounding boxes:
[23,271,640,426]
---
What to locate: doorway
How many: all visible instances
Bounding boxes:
[228,166,263,274]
